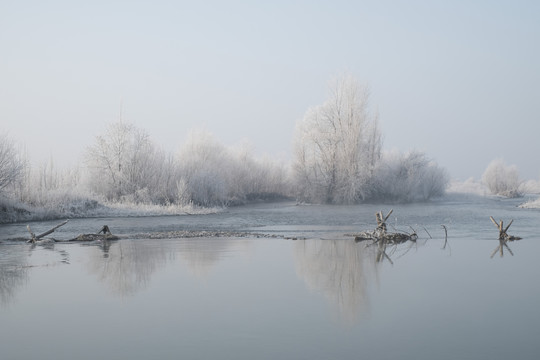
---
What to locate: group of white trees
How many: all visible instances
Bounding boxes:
[84,125,291,207]
[176,131,289,207]
[85,121,175,204]
[293,75,449,204]
[0,126,291,222]
[0,75,459,222]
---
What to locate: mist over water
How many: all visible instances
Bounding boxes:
[1,196,539,359]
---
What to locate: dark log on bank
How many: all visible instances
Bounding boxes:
[26,222,119,243]
[69,225,119,241]
[68,233,119,242]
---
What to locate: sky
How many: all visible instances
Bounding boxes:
[1,0,539,180]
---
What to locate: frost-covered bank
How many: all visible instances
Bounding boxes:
[518,196,540,209]
[0,195,223,224]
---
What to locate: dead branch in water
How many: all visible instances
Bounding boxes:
[27,220,69,243]
[440,224,450,251]
[489,216,521,258]
[489,216,522,241]
[354,209,417,244]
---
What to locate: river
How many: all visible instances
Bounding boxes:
[1,194,539,359]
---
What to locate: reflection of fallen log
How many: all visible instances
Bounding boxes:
[354,209,417,243]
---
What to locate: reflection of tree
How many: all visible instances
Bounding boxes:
[1,241,74,306]
[87,240,171,297]
[178,239,252,278]
[0,249,28,306]
[86,238,252,297]
[294,239,374,324]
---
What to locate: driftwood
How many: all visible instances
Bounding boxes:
[70,225,119,241]
[441,225,449,250]
[354,209,417,244]
[26,221,118,243]
[27,220,69,243]
[489,216,521,258]
[489,216,521,241]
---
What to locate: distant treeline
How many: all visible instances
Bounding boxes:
[11,75,530,222]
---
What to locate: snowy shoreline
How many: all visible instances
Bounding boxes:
[3,181,540,225]
[0,199,223,225]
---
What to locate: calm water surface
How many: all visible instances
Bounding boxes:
[1,194,540,359]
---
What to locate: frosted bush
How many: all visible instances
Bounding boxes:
[369,151,449,202]
[481,159,522,198]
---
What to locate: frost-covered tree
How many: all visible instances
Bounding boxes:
[0,134,25,194]
[85,121,159,202]
[293,75,381,204]
[176,130,231,206]
[482,159,522,198]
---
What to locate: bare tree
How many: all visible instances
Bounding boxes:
[0,134,25,194]
[85,121,158,201]
[293,75,382,204]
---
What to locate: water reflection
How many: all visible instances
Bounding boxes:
[85,238,252,297]
[176,239,252,278]
[490,238,515,258]
[1,241,74,306]
[366,237,419,265]
[0,247,28,305]
[294,239,374,324]
[294,237,426,323]
[86,240,171,297]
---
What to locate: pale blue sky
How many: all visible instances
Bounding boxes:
[1,0,539,179]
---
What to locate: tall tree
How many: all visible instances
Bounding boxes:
[293,75,381,204]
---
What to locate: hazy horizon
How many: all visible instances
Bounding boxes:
[2,0,539,180]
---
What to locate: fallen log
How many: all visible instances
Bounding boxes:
[26,221,119,243]
[27,220,69,243]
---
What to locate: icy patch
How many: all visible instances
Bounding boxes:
[518,195,540,209]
